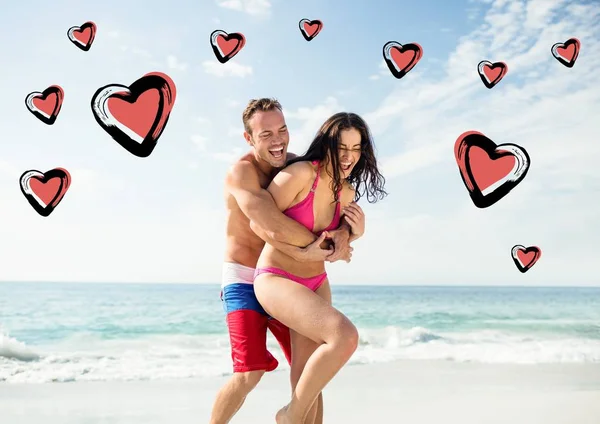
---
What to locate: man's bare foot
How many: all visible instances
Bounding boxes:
[275,404,298,424]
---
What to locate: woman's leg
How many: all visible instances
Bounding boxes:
[290,330,319,424]
[289,281,331,424]
[254,274,359,423]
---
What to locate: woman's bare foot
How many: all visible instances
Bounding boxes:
[275,404,299,424]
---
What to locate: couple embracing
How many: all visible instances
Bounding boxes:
[210,98,387,424]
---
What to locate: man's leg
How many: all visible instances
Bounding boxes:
[210,283,279,424]
[209,370,265,423]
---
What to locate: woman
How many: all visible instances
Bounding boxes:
[252,112,387,423]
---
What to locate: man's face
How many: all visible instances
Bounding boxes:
[244,109,289,168]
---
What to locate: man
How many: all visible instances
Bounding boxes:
[209,98,356,424]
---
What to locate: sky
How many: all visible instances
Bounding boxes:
[0,0,599,286]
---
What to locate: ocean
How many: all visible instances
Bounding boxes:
[1,282,600,384]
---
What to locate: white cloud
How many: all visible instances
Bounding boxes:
[202,60,253,78]
[228,127,243,137]
[226,99,241,108]
[191,135,208,150]
[285,96,345,154]
[212,147,244,163]
[196,116,211,125]
[369,60,390,81]
[216,0,271,17]
[167,55,188,71]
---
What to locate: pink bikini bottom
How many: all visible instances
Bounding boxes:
[254,267,327,292]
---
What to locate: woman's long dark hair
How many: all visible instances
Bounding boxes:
[288,112,387,203]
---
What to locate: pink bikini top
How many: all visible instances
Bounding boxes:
[283,161,342,235]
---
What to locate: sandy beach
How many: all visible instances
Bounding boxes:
[2,359,600,424]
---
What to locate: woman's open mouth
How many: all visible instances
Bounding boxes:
[341,161,352,171]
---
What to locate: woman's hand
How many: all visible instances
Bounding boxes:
[342,202,365,239]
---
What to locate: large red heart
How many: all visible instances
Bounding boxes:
[454,131,530,208]
[477,60,508,89]
[383,41,423,79]
[25,85,64,125]
[107,89,160,140]
[299,18,323,41]
[511,245,542,273]
[67,21,97,51]
[551,37,580,68]
[20,168,71,217]
[91,72,177,158]
[210,30,246,63]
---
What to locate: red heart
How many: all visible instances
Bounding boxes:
[477,60,508,89]
[91,72,177,157]
[454,131,530,208]
[217,35,240,57]
[557,44,575,60]
[30,177,62,207]
[468,146,516,193]
[107,89,160,140]
[517,250,536,265]
[303,22,319,37]
[383,41,423,79]
[32,93,58,117]
[391,48,415,70]
[210,30,245,63]
[483,65,502,82]
[73,28,92,44]
[551,38,580,68]
[25,85,64,125]
[511,245,542,273]
[20,168,71,217]
[67,21,96,51]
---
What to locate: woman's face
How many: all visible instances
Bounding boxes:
[337,128,362,178]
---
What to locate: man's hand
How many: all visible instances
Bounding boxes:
[343,202,365,240]
[325,227,353,263]
[300,231,334,262]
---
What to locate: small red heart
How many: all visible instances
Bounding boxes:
[25,85,64,125]
[210,30,246,63]
[511,245,542,273]
[303,22,319,37]
[477,60,508,89]
[67,21,97,51]
[20,168,71,217]
[217,36,240,57]
[557,44,575,60]
[73,27,93,45]
[551,38,580,68]
[299,19,323,41]
[30,177,62,207]
[32,94,58,117]
[383,41,423,79]
[517,250,535,265]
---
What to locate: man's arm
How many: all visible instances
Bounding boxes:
[225,161,318,247]
[249,220,332,262]
[325,184,357,262]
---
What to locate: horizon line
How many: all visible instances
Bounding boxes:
[1,280,600,289]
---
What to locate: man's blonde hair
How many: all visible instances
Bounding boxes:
[242,98,283,135]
